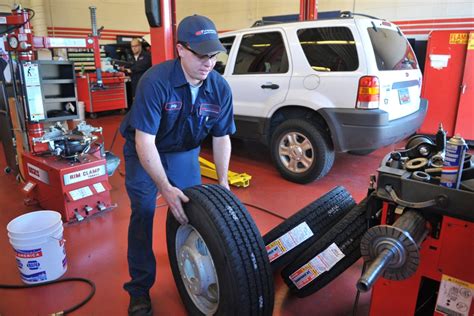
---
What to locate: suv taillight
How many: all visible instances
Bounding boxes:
[356,76,380,109]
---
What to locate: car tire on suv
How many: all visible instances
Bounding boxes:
[270,119,335,183]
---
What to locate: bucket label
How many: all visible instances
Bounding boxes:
[63,165,106,185]
[21,271,47,283]
[16,248,43,258]
[62,257,67,268]
[27,260,41,270]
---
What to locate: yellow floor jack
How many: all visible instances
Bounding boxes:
[199,157,251,188]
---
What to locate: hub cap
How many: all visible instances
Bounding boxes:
[278,132,314,173]
[175,224,219,314]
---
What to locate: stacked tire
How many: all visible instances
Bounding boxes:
[263,186,356,271]
[281,198,369,297]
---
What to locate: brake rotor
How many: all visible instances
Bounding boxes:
[360,210,427,281]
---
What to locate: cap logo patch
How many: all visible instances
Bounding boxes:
[195,29,217,36]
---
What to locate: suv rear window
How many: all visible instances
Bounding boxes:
[297,27,358,72]
[233,31,289,74]
[368,27,419,71]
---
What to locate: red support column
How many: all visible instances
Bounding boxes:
[150,0,176,65]
[299,0,318,21]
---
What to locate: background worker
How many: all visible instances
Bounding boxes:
[121,38,152,99]
[119,15,235,316]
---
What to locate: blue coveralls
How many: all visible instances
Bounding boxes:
[119,59,235,297]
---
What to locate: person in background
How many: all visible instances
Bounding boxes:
[121,38,152,99]
[119,15,235,316]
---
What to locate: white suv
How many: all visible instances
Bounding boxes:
[216,14,427,183]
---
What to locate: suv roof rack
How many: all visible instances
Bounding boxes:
[340,11,381,20]
[250,11,383,28]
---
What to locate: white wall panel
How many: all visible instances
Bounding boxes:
[318,0,474,21]
[0,0,472,41]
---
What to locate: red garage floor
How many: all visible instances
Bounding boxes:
[0,113,401,315]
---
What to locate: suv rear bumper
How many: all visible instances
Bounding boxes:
[319,98,428,152]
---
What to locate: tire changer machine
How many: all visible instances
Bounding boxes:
[1,5,118,222]
[357,131,473,315]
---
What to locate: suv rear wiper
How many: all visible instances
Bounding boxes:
[371,21,378,32]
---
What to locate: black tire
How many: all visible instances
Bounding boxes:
[281,198,369,298]
[270,119,335,184]
[263,186,355,271]
[348,149,375,156]
[166,184,274,316]
[405,135,434,149]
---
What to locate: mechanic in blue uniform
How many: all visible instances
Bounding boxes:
[120,38,152,99]
[119,15,235,316]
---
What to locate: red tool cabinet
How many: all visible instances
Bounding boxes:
[76,72,128,117]
[420,30,473,140]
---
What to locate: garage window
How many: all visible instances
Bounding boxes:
[215,36,235,75]
[233,31,289,74]
[297,27,358,72]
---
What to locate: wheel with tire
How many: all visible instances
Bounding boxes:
[263,186,355,271]
[166,184,274,316]
[281,198,369,298]
[270,119,334,184]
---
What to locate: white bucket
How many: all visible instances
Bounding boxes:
[6,211,67,284]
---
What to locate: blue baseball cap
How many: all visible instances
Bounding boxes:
[177,15,225,55]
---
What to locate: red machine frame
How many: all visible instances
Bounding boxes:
[369,201,473,315]
[2,5,115,222]
[22,146,112,222]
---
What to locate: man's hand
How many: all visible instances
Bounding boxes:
[161,185,190,225]
[135,130,190,225]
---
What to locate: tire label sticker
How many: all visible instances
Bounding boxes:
[266,222,314,262]
[289,243,345,289]
[435,274,473,316]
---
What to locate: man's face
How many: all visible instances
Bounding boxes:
[177,43,218,84]
[131,41,142,55]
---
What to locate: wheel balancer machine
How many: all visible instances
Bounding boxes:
[2,5,118,222]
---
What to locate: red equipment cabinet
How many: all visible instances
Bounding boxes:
[21,148,113,222]
[76,72,128,117]
[366,156,474,316]
[369,204,474,315]
[420,30,474,140]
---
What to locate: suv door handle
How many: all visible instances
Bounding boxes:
[261,83,279,90]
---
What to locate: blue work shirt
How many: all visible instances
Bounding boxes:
[120,59,235,153]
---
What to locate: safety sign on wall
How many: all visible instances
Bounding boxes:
[22,62,45,121]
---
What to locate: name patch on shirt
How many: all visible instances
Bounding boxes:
[165,101,182,111]
[199,103,220,117]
